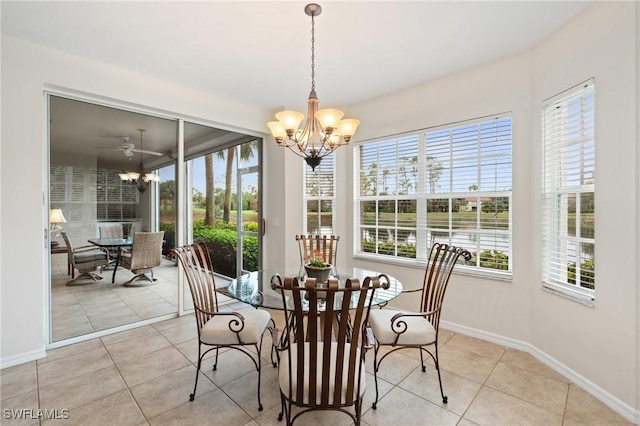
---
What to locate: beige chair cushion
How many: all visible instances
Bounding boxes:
[74,249,108,264]
[279,342,365,405]
[369,309,436,346]
[200,309,270,346]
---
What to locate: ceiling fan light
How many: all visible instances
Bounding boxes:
[119,173,130,180]
[127,172,140,180]
[144,173,159,182]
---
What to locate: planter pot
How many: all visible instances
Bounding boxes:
[304,264,332,283]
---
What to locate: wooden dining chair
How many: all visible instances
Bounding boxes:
[172,243,271,410]
[296,234,340,267]
[368,242,471,408]
[271,273,387,425]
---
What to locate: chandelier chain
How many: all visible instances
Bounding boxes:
[310,13,315,92]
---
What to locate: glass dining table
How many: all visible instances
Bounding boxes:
[217,266,404,311]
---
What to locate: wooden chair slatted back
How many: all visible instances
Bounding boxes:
[296,234,340,266]
[274,274,384,409]
[420,243,472,331]
[172,243,219,332]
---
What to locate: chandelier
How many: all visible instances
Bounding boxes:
[267,3,360,170]
[119,129,159,193]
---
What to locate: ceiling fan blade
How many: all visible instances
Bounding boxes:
[131,148,163,156]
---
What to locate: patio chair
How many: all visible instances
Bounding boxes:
[99,224,123,267]
[61,231,110,285]
[272,273,384,425]
[99,224,123,239]
[114,231,164,286]
[368,242,472,408]
[171,243,271,410]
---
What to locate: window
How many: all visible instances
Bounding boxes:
[304,152,335,235]
[542,80,595,300]
[355,114,512,276]
[50,166,138,224]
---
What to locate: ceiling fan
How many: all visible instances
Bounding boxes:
[113,129,163,159]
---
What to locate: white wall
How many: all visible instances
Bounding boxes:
[530,1,638,412]
[342,1,639,417]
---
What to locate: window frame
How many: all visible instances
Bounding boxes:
[303,152,336,235]
[353,113,513,279]
[541,79,595,303]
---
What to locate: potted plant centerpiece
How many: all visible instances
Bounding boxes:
[304,250,332,283]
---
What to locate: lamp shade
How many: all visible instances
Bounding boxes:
[315,108,344,130]
[49,208,67,224]
[337,118,360,137]
[275,111,305,131]
[267,121,287,141]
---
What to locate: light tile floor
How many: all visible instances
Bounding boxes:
[1,304,634,426]
[50,256,229,342]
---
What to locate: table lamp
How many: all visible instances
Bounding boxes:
[49,208,67,247]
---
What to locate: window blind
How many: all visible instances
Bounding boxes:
[542,79,595,298]
[355,114,512,273]
[304,152,335,235]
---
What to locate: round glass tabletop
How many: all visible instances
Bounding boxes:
[220,266,403,311]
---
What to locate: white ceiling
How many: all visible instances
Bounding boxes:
[2,1,591,111]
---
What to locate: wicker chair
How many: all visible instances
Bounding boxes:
[368,242,471,408]
[296,234,340,267]
[113,231,164,286]
[99,224,123,239]
[272,273,386,425]
[172,243,271,410]
[61,231,110,285]
[99,225,123,267]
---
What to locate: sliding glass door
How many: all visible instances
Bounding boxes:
[47,94,261,346]
[183,123,262,282]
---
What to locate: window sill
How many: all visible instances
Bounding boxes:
[353,253,513,282]
[542,283,595,307]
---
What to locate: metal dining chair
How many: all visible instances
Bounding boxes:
[172,243,271,410]
[271,273,386,425]
[368,242,472,408]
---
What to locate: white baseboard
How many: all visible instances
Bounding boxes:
[1,347,46,370]
[440,320,640,425]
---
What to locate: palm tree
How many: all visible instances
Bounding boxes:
[216,140,258,223]
[204,154,215,225]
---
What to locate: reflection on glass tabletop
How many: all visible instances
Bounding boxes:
[218,266,403,311]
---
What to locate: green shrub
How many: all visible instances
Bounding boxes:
[361,239,416,258]
[475,249,509,270]
[568,259,595,289]
[159,222,175,255]
[192,221,259,277]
